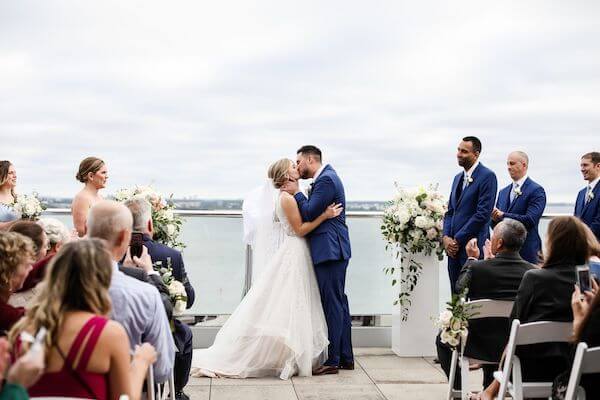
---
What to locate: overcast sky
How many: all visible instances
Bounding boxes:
[1,1,598,202]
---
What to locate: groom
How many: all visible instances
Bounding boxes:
[282,145,353,375]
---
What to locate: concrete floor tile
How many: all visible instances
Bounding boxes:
[184,385,211,400]
[377,383,448,400]
[292,368,372,386]
[294,384,385,400]
[365,368,446,384]
[210,385,298,400]
[187,376,212,386]
[357,355,435,370]
[353,347,396,356]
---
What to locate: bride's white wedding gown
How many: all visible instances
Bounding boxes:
[191,194,329,379]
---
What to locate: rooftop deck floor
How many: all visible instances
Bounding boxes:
[188,348,484,399]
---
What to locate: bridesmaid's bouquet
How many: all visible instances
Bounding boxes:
[114,185,185,249]
[12,193,46,220]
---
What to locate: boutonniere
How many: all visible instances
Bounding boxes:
[589,192,595,200]
[466,176,474,185]
[514,187,522,197]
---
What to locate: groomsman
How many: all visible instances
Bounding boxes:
[492,151,546,264]
[443,137,497,292]
[574,152,600,241]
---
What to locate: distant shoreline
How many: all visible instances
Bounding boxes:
[40,197,575,213]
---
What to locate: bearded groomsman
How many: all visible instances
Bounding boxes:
[575,152,600,241]
[443,136,497,293]
[491,151,546,264]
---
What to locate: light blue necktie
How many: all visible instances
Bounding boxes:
[586,185,593,205]
[462,173,469,190]
[510,183,519,203]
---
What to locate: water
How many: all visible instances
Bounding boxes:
[48,204,571,317]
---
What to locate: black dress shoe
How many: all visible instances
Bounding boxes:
[312,365,339,375]
[175,391,190,400]
[339,361,355,370]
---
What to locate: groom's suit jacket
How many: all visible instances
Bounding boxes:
[294,165,351,265]
[575,182,600,241]
[443,163,497,282]
[493,177,546,264]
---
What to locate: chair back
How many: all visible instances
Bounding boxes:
[513,320,573,346]
[465,299,514,319]
[565,343,600,400]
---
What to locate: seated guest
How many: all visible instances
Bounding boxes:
[492,151,546,264]
[9,221,53,292]
[0,336,44,400]
[125,197,195,400]
[0,161,20,230]
[436,219,534,390]
[9,239,157,400]
[574,151,600,241]
[479,216,593,399]
[38,217,71,254]
[0,232,35,333]
[87,200,176,383]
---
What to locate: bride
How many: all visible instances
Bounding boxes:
[191,158,343,379]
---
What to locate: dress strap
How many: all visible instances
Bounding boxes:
[65,316,109,370]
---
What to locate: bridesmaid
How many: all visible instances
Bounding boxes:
[0,161,20,230]
[71,157,108,237]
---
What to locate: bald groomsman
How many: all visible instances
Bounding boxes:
[492,151,546,264]
[443,136,497,293]
[575,152,600,241]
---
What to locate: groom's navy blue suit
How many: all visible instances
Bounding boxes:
[294,164,353,367]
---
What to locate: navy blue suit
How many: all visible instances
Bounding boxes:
[493,178,546,264]
[443,163,497,292]
[294,165,353,367]
[143,235,195,393]
[574,183,600,241]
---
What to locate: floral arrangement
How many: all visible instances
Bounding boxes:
[154,257,188,316]
[436,289,476,348]
[114,185,185,249]
[12,193,46,220]
[381,184,446,320]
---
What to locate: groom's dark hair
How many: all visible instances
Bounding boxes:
[297,145,322,162]
[462,136,482,154]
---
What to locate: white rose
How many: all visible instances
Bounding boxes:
[168,280,186,296]
[395,209,410,225]
[173,299,187,316]
[440,329,453,344]
[166,224,176,236]
[414,216,428,229]
[447,335,460,347]
[439,310,453,326]
[450,318,462,332]
[426,228,438,240]
[164,209,174,220]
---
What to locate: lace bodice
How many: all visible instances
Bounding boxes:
[275,193,296,237]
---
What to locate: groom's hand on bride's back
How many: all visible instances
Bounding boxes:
[325,203,343,219]
[281,179,300,195]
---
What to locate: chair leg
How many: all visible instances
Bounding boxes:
[461,356,469,400]
[511,356,523,400]
[447,349,459,400]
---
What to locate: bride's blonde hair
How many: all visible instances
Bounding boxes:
[268,159,293,189]
[9,239,113,355]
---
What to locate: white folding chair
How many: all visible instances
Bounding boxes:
[147,364,176,400]
[564,343,600,400]
[446,299,514,400]
[494,319,573,400]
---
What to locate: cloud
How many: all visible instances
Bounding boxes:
[0,0,598,202]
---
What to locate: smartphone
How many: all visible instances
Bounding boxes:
[590,261,600,283]
[130,232,144,259]
[577,265,591,293]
